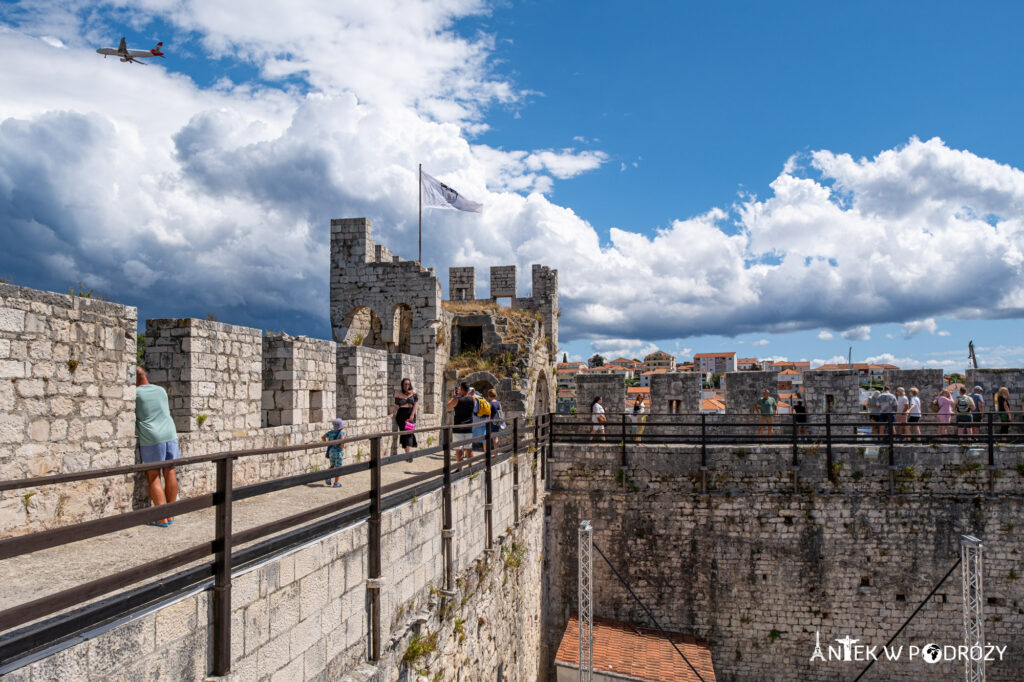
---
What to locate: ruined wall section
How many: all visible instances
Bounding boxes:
[544,443,1024,681]
[145,319,262,433]
[649,372,701,414]
[0,284,136,536]
[330,217,445,416]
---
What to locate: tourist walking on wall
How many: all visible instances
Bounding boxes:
[487,388,503,449]
[390,378,418,455]
[936,388,954,436]
[867,390,881,436]
[895,387,909,437]
[969,385,985,435]
[135,367,179,527]
[755,389,777,437]
[907,387,922,440]
[955,387,975,439]
[876,387,898,438]
[996,386,1011,438]
[590,395,606,442]
[321,418,346,487]
[446,382,475,465]
[630,394,645,442]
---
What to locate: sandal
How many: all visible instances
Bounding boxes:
[149,521,170,528]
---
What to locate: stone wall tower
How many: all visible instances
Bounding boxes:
[329,218,448,417]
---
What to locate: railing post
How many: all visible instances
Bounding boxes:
[367,436,382,661]
[512,416,521,524]
[441,428,454,593]
[825,414,834,483]
[620,413,627,467]
[791,413,799,466]
[212,455,234,676]
[887,417,895,466]
[700,413,707,467]
[987,412,995,466]
[484,421,493,550]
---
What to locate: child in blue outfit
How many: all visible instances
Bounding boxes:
[321,418,346,487]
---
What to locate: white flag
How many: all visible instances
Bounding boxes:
[421,170,482,213]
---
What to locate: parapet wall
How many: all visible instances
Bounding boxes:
[8,455,544,681]
[0,284,137,535]
[544,443,1024,681]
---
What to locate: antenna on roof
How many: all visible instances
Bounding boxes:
[848,346,852,370]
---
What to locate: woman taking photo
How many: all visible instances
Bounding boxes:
[390,378,418,455]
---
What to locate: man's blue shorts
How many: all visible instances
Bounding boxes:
[140,440,181,464]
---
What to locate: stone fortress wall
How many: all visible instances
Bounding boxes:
[544,441,1024,681]
[1,217,558,537]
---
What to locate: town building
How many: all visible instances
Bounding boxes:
[694,351,736,374]
[643,350,676,373]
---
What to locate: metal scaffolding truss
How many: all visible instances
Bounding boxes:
[961,535,985,682]
[578,520,593,682]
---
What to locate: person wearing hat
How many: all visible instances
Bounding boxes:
[321,417,347,487]
[969,385,985,435]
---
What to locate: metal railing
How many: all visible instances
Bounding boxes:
[0,414,550,673]
[551,411,1022,468]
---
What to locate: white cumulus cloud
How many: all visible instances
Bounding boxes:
[817,330,834,340]
[841,326,872,342]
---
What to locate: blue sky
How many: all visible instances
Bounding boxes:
[1,1,1023,371]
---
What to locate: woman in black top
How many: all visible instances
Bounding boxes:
[391,378,418,454]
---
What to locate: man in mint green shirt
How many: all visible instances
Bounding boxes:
[136,366,179,526]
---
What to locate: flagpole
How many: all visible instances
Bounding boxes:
[418,164,422,265]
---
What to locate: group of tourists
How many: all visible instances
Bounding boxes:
[135,367,509,525]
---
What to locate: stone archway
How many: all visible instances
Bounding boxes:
[390,303,413,355]
[534,370,551,416]
[341,306,384,348]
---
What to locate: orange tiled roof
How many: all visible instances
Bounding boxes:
[701,398,726,411]
[556,615,716,682]
[694,352,736,358]
[778,369,801,375]
[641,368,671,376]
[737,357,759,363]
[626,386,648,394]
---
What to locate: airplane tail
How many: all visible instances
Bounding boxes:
[150,41,164,56]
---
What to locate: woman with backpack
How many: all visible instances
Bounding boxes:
[955,387,975,439]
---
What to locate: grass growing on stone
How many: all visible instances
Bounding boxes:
[502,542,526,569]
[402,631,438,667]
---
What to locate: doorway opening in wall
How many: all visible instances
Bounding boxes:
[459,325,483,354]
[825,394,835,413]
[310,390,325,423]
[669,399,681,415]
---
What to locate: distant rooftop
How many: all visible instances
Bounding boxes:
[556,614,716,682]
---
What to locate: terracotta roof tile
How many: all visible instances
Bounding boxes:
[556,615,716,682]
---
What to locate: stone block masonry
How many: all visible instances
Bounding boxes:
[649,371,701,414]
[262,334,336,428]
[448,267,476,301]
[0,284,137,535]
[801,369,860,423]
[966,368,1024,411]
[489,265,516,299]
[724,370,778,415]
[145,318,262,433]
[544,442,1024,681]
[883,369,944,400]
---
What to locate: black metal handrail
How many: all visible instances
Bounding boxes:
[0,413,551,673]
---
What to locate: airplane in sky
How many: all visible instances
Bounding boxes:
[96,38,165,65]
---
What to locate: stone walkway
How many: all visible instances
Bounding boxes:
[0,451,448,621]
